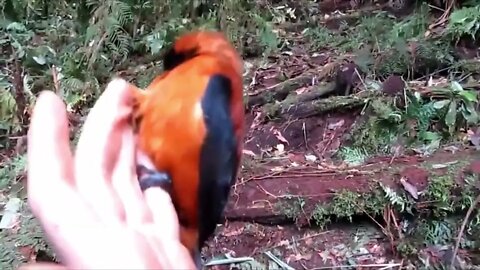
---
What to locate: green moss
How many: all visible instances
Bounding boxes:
[362,188,389,215]
[277,168,479,228]
[347,98,401,155]
[311,204,331,229]
[262,102,281,119]
[276,197,306,223]
[424,175,456,217]
[282,184,388,227]
[330,190,362,221]
[269,164,480,267]
[396,241,418,257]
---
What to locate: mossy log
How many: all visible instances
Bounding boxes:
[246,74,315,109]
[224,149,480,227]
[263,91,385,120]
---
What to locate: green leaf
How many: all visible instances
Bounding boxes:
[445,99,457,132]
[425,138,441,154]
[32,56,46,65]
[6,22,26,32]
[462,102,479,124]
[421,131,441,141]
[465,20,476,32]
[451,81,463,92]
[365,80,382,91]
[17,49,25,59]
[449,9,468,24]
[355,48,374,72]
[462,110,478,124]
[145,30,167,55]
[433,100,450,109]
[459,90,478,102]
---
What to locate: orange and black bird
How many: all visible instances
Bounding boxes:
[131,31,245,269]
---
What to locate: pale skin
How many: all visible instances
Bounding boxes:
[22,79,195,270]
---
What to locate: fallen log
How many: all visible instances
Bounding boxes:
[246,61,344,110]
[246,74,314,109]
[224,149,480,227]
[263,91,385,120]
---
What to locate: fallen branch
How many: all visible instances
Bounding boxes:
[310,263,402,270]
[450,193,480,269]
[225,149,480,225]
[246,73,314,109]
[263,91,382,120]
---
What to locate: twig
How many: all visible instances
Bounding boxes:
[389,207,402,241]
[311,263,402,269]
[204,255,254,266]
[362,208,395,252]
[241,166,378,184]
[246,72,315,109]
[397,259,404,270]
[354,67,368,91]
[51,65,60,94]
[250,199,275,211]
[450,193,480,269]
[296,231,331,243]
[256,182,336,199]
[87,32,108,70]
[256,184,279,198]
[264,251,295,270]
[429,0,456,29]
[13,135,27,155]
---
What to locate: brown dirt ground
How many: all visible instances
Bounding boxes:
[202,101,479,268]
[202,67,480,266]
[3,1,478,269]
[204,221,392,269]
[200,2,480,268]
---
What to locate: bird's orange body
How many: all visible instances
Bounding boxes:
[132,31,245,268]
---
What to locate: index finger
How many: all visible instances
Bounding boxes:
[74,78,134,222]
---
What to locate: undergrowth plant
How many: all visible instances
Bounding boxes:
[0,1,280,267]
[344,79,480,161]
[446,5,480,41]
[306,3,460,79]
[0,153,26,191]
[1,0,480,268]
[0,0,279,146]
[431,81,479,135]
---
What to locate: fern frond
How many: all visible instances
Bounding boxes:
[380,183,408,212]
[338,146,369,167]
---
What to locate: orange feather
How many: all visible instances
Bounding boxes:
[132,31,245,267]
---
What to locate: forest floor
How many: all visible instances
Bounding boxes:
[203,113,480,269]
[2,0,480,269]
[201,55,480,268]
[199,1,480,269]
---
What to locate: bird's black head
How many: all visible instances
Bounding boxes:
[162,46,199,71]
[161,31,242,76]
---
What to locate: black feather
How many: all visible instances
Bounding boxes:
[198,74,238,248]
[163,46,199,71]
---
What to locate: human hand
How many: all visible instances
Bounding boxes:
[22,79,195,269]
